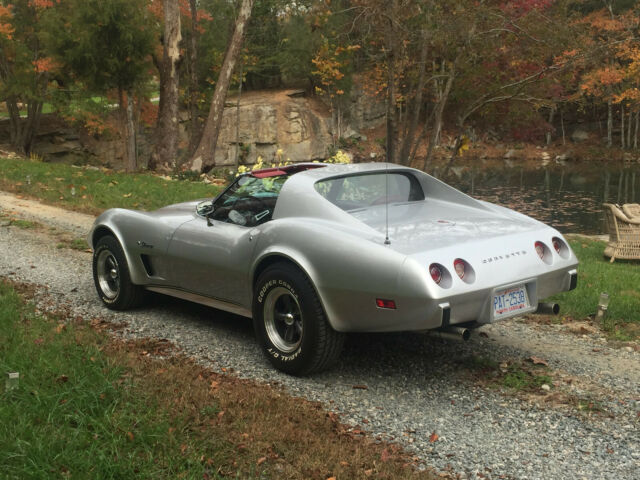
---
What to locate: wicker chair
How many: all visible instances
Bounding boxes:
[602,203,640,262]
[622,203,640,220]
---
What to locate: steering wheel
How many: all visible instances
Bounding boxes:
[229,196,270,225]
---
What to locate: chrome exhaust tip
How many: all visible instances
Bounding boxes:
[536,303,560,315]
[430,327,471,342]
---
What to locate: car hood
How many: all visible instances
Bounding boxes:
[349,199,542,255]
[149,199,204,217]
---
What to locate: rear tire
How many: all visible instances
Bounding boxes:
[92,235,144,310]
[253,263,344,375]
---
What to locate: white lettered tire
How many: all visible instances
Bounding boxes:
[92,235,144,310]
[253,263,344,375]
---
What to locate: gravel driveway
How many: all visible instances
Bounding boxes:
[1,193,638,480]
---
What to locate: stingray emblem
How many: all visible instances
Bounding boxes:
[482,250,527,264]
[137,241,154,249]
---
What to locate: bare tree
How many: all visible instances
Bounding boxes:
[188,0,255,172]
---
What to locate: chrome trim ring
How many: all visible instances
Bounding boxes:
[263,286,303,353]
[96,250,120,300]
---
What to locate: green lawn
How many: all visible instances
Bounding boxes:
[0,282,228,478]
[0,281,438,480]
[0,157,222,215]
[550,239,640,338]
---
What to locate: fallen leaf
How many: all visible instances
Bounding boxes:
[257,457,267,466]
[34,338,44,345]
[56,375,69,383]
[381,448,390,462]
[352,384,368,390]
[339,461,349,467]
[364,469,374,476]
[429,432,439,443]
[127,431,134,441]
[326,477,336,480]
[55,324,66,334]
[123,193,132,198]
[528,356,549,366]
[180,443,187,453]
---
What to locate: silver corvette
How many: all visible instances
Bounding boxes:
[89,162,578,374]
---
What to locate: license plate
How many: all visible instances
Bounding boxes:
[493,285,529,319]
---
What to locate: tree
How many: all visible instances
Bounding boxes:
[151,0,182,169]
[188,0,255,172]
[0,1,55,154]
[47,0,154,171]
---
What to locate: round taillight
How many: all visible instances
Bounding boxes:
[552,237,562,253]
[453,258,465,279]
[429,264,442,284]
[534,241,545,260]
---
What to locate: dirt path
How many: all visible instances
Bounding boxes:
[0,190,638,480]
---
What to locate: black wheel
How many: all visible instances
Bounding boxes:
[253,263,345,375]
[92,235,144,310]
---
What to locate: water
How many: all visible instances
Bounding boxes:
[442,161,640,234]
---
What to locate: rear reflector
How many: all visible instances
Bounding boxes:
[376,298,396,309]
[534,241,545,260]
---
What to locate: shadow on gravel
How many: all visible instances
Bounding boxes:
[139,292,483,380]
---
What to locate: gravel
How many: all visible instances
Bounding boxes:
[1,195,638,480]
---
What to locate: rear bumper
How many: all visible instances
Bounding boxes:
[424,268,578,330]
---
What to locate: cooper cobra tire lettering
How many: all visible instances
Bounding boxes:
[253,263,345,375]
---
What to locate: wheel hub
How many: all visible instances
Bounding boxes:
[263,287,303,353]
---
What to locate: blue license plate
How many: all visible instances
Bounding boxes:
[493,285,529,319]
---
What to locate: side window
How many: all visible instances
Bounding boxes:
[210,175,287,226]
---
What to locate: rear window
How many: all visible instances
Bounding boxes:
[315,172,424,211]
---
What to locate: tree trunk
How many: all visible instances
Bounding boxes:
[633,110,640,150]
[152,0,182,170]
[188,0,201,154]
[607,100,612,147]
[234,61,243,170]
[121,89,137,172]
[423,72,454,171]
[384,1,398,165]
[621,103,625,149]
[188,0,255,172]
[546,106,556,146]
[398,32,428,166]
[627,107,632,148]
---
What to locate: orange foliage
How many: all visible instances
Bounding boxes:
[32,57,60,73]
[29,0,59,8]
[0,5,14,39]
[140,100,158,127]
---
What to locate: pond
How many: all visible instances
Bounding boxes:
[441,160,640,235]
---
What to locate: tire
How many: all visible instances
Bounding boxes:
[253,263,345,375]
[92,235,144,310]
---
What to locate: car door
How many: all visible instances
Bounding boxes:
[164,174,284,306]
[165,216,259,306]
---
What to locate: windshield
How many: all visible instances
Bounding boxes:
[209,174,288,226]
[315,172,424,211]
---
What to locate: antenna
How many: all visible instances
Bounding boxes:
[384,161,390,245]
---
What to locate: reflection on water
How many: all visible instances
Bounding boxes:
[443,162,640,234]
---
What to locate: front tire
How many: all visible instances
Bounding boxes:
[92,235,144,310]
[253,263,344,375]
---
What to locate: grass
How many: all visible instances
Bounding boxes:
[0,280,438,480]
[549,238,640,340]
[0,157,222,215]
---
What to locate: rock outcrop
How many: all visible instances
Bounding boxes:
[211,90,334,166]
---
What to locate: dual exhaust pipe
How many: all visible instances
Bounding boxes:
[431,303,560,342]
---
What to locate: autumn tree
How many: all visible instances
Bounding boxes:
[47,0,155,171]
[0,0,57,154]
